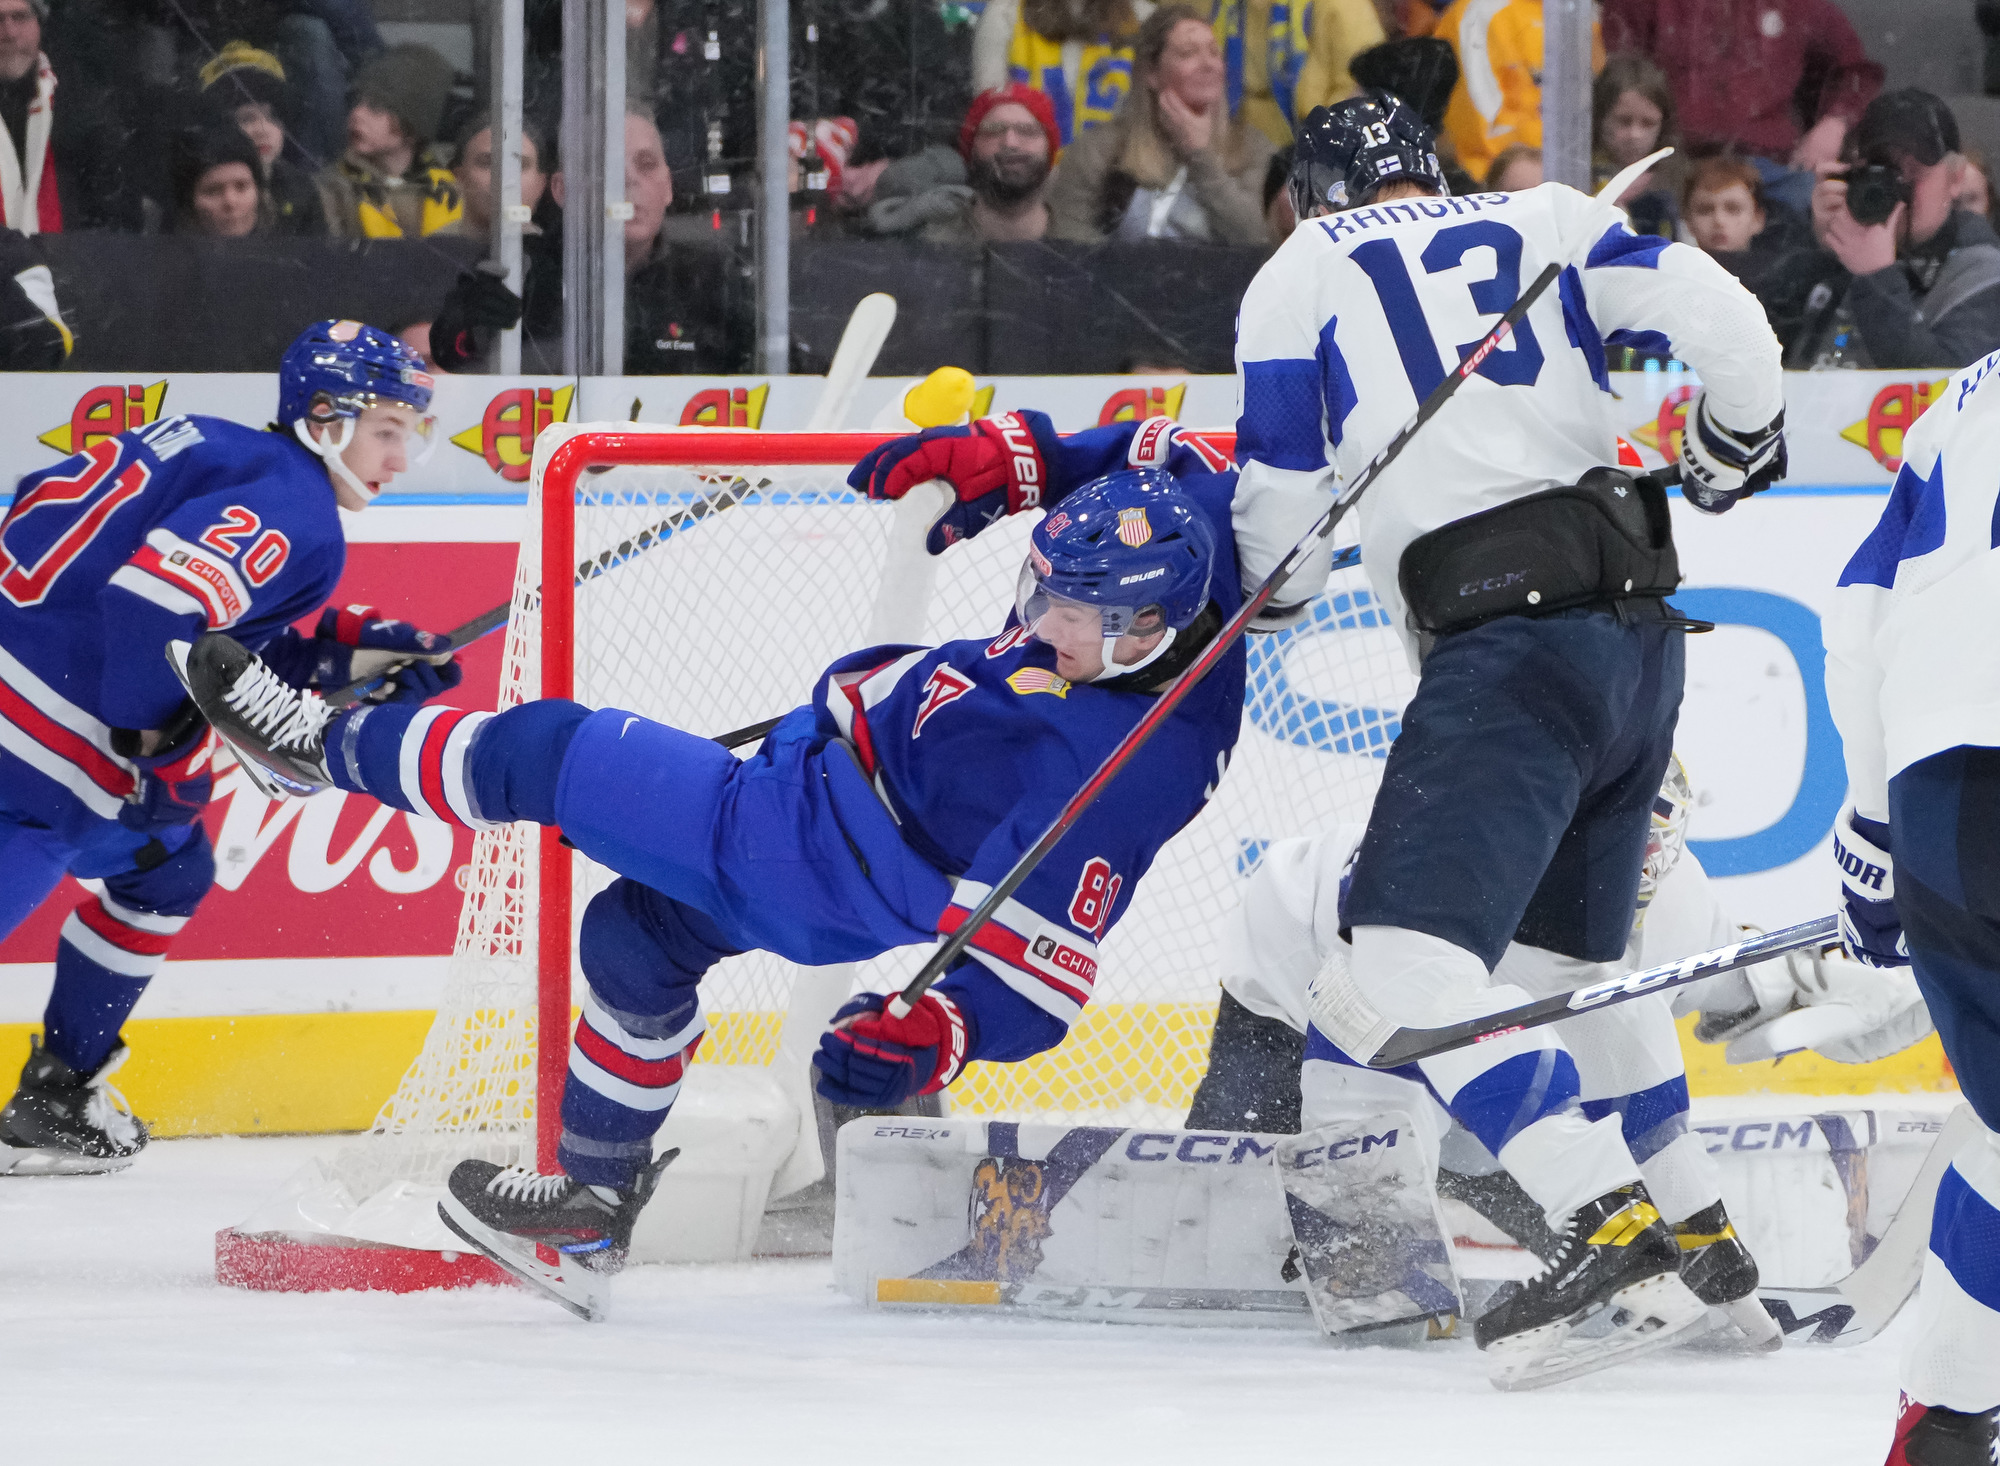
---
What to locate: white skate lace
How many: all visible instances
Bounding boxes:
[223,659,331,753]
[485,1166,572,1204]
[83,1048,141,1149]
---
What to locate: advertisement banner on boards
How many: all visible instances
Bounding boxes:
[0,369,1952,502]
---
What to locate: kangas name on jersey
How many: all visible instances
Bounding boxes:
[1316,191,1518,241]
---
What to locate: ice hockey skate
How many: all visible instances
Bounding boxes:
[1674,1200,1783,1352]
[438,1152,678,1321]
[1885,1393,2000,1466]
[0,1037,149,1176]
[165,634,335,800]
[1474,1184,1710,1390]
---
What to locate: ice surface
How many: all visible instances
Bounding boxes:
[0,1134,1910,1464]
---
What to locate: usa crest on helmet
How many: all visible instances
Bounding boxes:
[1015,468,1216,644]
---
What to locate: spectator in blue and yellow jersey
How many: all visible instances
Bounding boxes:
[974,0,1141,149]
[1213,0,1383,150]
[316,43,462,239]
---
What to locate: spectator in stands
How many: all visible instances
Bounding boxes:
[1432,0,1600,186]
[169,125,268,238]
[0,223,66,365]
[1486,144,1542,192]
[198,41,326,236]
[445,114,548,241]
[1046,5,1272,244]
[553,108,750,373]
[1592,53,1678,239]
[1602,0,1880,218]
[0,0,59,234]
[1786,90,2000,370]
[869,85,1057,243]
[317,44,463,239]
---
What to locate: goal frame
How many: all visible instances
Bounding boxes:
[529,425,1238,1172]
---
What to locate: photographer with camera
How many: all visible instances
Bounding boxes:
[1788,89,2000,370]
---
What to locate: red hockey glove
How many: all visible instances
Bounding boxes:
[812,990,969,1107]
[848,413,1055,554]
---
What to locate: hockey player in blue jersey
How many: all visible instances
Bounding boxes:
[168,425,1244,1317]
[0,319,462,1176]
[1824,349,2000,1464]
[1222,93,1788,1386]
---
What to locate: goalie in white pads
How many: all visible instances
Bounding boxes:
[1229,92,1787,1385]
[1823,347,2000,1464]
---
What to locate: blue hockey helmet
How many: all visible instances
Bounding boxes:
[1017,468,1215,664]
[1289,90,1448,219]
[278,319,437,501]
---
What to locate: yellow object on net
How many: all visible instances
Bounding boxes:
[903,367,978,428]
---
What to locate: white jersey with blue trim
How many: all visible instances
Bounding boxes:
[1824,351,2000,824]
[1231,182,1783,653]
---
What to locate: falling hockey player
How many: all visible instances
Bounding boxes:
[1824,347,2000,1465]
[0,320,462,1175]
[169,425,1248,1319]
[1222,92,1787,1386]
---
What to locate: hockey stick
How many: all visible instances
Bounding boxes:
[807,293,898,432]
[886,269,1574,1017]
[1757,1103,1976,1345]
[1355,915,1840,1067]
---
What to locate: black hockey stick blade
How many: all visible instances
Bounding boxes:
[888,263,1566,1016]
[1756,1103,1976,1345]
[1365,914,1840,1068]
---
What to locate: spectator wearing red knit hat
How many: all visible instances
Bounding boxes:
[868,84,1057,244]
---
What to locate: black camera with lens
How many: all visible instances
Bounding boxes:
[1840,161,1910,226]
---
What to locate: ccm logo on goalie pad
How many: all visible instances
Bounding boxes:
[1124,1132,1276,1164]
[1283,1130,1401,1167]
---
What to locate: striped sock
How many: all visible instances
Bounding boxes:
[558,991,707,1189]
[42,894,188,1074]
[326,702,496,829]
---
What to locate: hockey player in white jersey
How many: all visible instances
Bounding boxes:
[1230,92,1787,1383]
[1823,347,2000,1464]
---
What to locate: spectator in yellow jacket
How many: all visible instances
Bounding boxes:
[1430,0,1600,182]
[1214,0,1385,150]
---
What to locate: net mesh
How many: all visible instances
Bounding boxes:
[329,433,1417,1201]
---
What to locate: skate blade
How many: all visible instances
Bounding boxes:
[0,1141,136,1177]
[1487,1273,1711,1391]
[437,1196,610,1321]
[1680,1294,1784,1354]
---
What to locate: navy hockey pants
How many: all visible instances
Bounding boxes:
[1889,746,2000,1129]
[0,806,215,1074]
[1343,606,1685,966]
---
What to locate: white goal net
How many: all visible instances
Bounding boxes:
[321,424,1418,1224]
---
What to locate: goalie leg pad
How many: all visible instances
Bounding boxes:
[1277,1111,1463,1344]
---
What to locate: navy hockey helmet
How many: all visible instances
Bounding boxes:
[1017,468,1215,666]
[1288,90,1448,219]
[278,319,437,501]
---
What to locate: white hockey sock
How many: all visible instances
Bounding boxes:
[1499,1110,1643,1228]
[1636,1131,1723,1226]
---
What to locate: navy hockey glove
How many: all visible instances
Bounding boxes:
[813,990,970,1106]
[848,412,1058,554]
[1678,393,1786,513]
[1833,809,1908,968]
[111,702,216,834]
[309,605,464,705]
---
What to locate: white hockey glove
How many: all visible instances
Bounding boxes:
[1677,390,1786,513]
[1704,941,1933,1064]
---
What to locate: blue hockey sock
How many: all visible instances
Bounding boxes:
[325,698,588,827]
[41,891,189,1075]
[558,880,728,1189]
